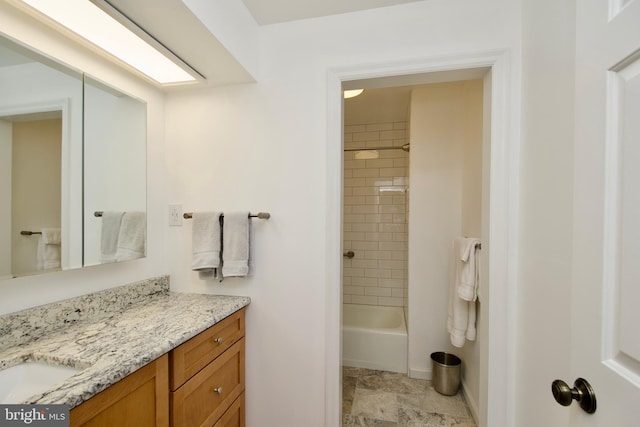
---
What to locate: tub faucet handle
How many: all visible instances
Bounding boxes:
[343,251,355,259]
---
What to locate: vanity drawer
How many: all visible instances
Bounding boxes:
[214,393,245,427]
[171,338,245,427]
[170,308,245,390]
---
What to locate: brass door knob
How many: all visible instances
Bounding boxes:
[551,378,596,414]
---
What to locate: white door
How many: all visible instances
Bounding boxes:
[570,0,640,425]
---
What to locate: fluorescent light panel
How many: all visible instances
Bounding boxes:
[19,0,199,85]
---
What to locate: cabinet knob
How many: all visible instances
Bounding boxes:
[213,337,223,344]
[213,387,223,394]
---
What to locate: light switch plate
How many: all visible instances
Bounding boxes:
[168,204,182,226]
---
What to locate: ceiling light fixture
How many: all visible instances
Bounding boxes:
[14,0,203,85]
[344,89,364,99]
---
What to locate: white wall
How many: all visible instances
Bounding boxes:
[516,0,575,425]
[166,1,520,426]
[0,3,167,315]
[407,81,483,393]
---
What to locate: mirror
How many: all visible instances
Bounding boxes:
[0,34,146,279]
[83,76,147,267]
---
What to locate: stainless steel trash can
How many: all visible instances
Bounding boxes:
[430,352,461,395]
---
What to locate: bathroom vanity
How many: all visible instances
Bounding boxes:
[0,276,249,427]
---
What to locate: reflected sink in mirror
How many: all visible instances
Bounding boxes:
[0,361,83,403]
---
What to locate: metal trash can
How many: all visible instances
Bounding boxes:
[430,352,461,396]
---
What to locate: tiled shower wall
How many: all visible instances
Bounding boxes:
[343,121,409,307]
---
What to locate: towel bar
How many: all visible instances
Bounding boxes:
[20,230,42,235]
[183,212,270,220]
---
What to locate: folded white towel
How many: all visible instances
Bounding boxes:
[222,212,250,278]
[457,237,481,302]
[37,227,61,270]
[115,212,146,261]
[447,237,477,348]
[100,212,125,263]
[192,212,222,279]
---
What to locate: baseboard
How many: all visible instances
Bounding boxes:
[460,378,480,425]
[408,367,431,380]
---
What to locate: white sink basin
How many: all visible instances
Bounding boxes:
[0,362,82,403]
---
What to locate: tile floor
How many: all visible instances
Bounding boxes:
[342,367,477,427]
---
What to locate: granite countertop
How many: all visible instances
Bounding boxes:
[0,276,250,408]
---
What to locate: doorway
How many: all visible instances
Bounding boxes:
[326,50,518,427]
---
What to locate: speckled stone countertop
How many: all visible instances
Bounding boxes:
[0,276,250,408]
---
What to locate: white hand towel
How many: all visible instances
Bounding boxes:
[100,211,125,263]
[457,237,481,302]
[115,212,146,261]
[41,228,61,245]
[447,237,477,348]
[192,212,222,279]
[222,212,250,278]
[37,227,61,270]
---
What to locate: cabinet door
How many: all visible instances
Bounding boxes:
[214,393,245,427]
[171,309,245,390]
[172,339,245,427]
[70,354,169,427]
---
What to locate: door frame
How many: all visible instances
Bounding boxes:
[325,48,518,427]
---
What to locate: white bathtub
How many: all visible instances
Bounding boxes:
[342,304,408,373]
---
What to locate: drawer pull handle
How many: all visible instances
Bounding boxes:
[213,337,223,344]
[213,387,223,394]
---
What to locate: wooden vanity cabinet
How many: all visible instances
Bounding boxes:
[70,354,169,427]
[170,309,246,427]
[69,308,246,427]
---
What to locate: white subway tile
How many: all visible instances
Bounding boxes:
[365,287,392,297]
[379,260,405,270]
[351,295,379,305]
[344,196,366,205]
[379,223,406,233]
[365,268,392,279]
[379,241,405,251]
[344,178,366,187]
[344,160,367,169]
[344,286,365,296]
[352,205,379,214]
[344,232,365,241]
[352,131,380,142]
[352,277,379,286]
[353,187,378,196]
[364,196,380,205]
[391,269,406,279]
[343,214,365,223]
[379,167,406,177]
[352,223,378,232]
[380,129,407,140]
[345,124,366,133]
[378,297,404,307]
[353,259,379,269]
[351,241,379,250]
[365,159,394,168]
[380,205,405,214]
[366,123,393,132]
[393,122,407,130]
[353,168,381,178]
[344,267,364,277]
[393,232,408,242]
[380,279,405,288]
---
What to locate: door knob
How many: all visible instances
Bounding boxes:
[551,378,596,414]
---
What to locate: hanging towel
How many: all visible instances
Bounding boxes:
[192,212,222,279]
[457,237,481,302]
[100,211,125,263]
[37,227,61,270]
[114,212,146,261]
[447,237,478,347]
[222,212,250,278]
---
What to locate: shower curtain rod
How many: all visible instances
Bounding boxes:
[344,143,410,152]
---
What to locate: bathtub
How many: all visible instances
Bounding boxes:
[342,304,408,373]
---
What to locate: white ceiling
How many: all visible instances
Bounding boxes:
[240,0,426,25]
